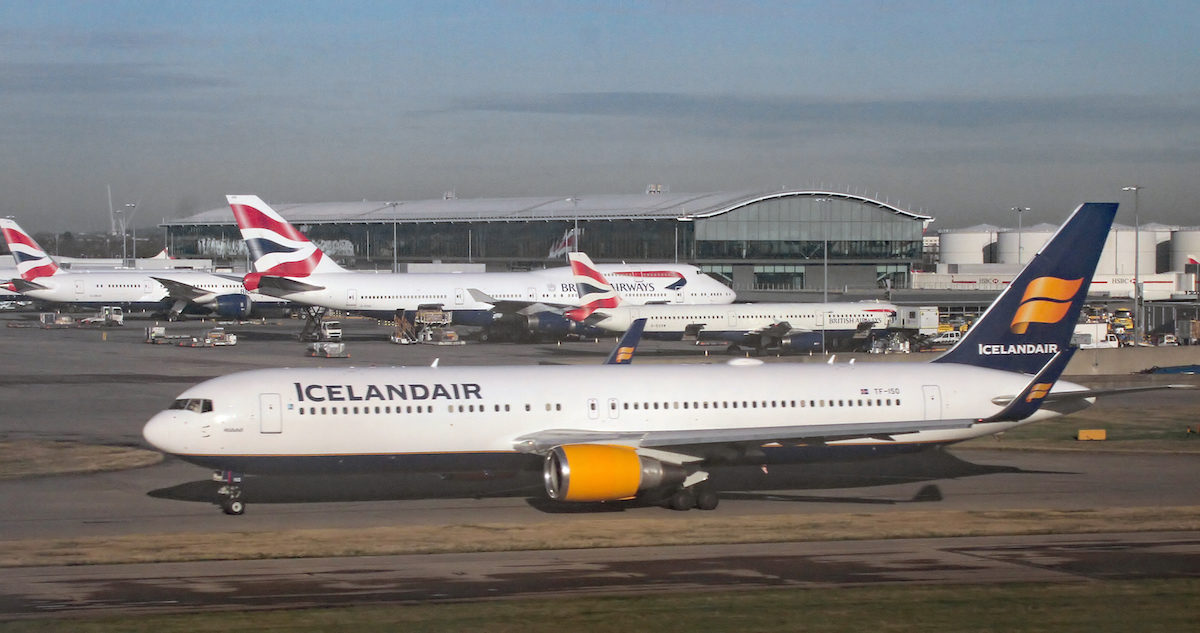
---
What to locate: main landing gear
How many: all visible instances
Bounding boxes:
[666,484,719,511]
[213,470,245,515]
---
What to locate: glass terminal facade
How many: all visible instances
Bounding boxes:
[164,191,929,291]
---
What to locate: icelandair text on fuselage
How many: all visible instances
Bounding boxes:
[295,382,482,402]
[978,343,1059,355]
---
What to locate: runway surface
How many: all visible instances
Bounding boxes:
[2,532,1197,617]
[1,314,1198,617]
[2,314,1197,538]
[1,449,1198,540]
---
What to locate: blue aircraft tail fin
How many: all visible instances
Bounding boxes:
[933,202,1117,374]
[604,318,647,365]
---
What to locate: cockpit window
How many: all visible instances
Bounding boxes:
[169,398,213,413]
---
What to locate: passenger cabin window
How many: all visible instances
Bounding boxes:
[169,398,213,413]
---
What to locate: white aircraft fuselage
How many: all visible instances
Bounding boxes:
[143,362,1091,475]
[16,270,286,316]
[257,265,736,322]
[587,301,897,342]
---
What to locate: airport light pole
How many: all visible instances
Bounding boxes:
[1011,207,1030,264]
[114,208,127,260]
[124,203,137,260]
[816,197,830,354]
[389,202,398,273]
[1121,186,1143,344]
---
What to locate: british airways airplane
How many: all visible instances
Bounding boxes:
[144,202,1185,515]
[563,252,897,353]
[227,195,735,338]
[0,219,288,319]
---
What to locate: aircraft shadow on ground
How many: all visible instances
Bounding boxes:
[147,448,1054,511]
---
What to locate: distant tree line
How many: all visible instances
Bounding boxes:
[0,231,167,259]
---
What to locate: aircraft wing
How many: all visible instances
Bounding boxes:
[466,288,574,315]
[151,276,215,302]
[513,418,975,456]
[746,321,795,338]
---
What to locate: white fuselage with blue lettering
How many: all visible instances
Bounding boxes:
[143,362,1090,466]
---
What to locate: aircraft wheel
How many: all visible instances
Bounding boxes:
[668,489,696,511]
[695,488,719,511]
[222,499,245,515]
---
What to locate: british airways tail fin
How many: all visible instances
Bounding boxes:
[0,218,61,281]
[226,195,347,290]
[933,202,1117,374]
[565,252,622,321]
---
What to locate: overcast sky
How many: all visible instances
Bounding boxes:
[2,1,1198,233]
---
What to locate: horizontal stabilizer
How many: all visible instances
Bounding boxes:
[10,278,48,292]
[254,276,325,293]
[991,383,1195,407]
[980,347,1076,422]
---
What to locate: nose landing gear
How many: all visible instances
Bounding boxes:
[213,470,245,515]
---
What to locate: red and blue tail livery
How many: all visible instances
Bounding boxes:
[934,202,1118,374]
[566,251,621,320]
[0,218,61,281]
[226,195,347,290]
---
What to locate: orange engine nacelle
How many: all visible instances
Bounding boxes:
[543,444,686,502]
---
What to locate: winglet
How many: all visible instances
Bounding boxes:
[604,318,647,365]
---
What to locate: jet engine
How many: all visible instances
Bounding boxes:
[543,444,686,502]
[779,331,823,352]
[214,294,252,319]
[524,312,606,339]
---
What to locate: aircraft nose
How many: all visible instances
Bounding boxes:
[142,411,183,454]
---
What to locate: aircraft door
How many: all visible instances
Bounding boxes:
[74,280,84,297]
[587,398,600,420]
[455,288,465,305]
[260,393,282,433]
[526,286,538,301]
[607,398,620,420]
[922,385,942,421]
[346,289,357,307]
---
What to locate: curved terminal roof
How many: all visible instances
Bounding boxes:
[166,190,933,227]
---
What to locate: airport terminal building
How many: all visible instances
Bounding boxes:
[164,189,933,292]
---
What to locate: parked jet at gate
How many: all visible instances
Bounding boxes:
[145,202,1187,514]
[227,195,734,337]
[0,218,288,318]
[564,252,897,352]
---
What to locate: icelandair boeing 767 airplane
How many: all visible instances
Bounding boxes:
[143,202,1187,515]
